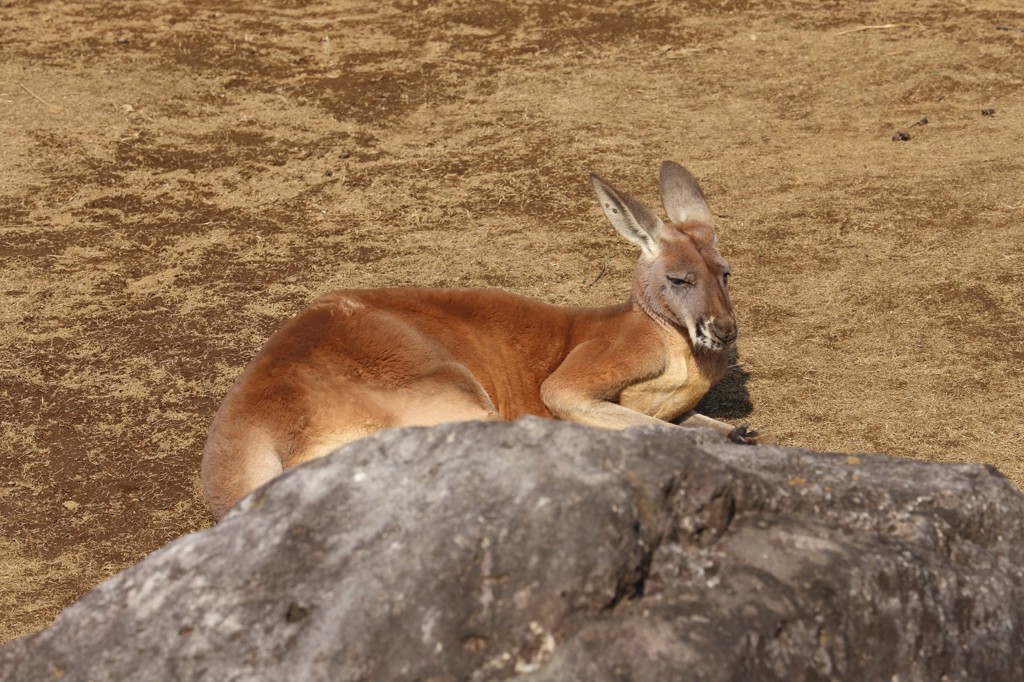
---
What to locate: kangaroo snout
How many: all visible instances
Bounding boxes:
[701,317,737,348]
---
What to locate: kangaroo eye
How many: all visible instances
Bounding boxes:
[723,271,731,284]
[667,275,692,287]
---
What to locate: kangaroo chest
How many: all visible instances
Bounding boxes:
[617,334,725,421]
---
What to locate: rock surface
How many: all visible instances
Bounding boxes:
[2,418,1023,681]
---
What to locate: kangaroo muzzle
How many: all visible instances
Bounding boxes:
[696,317,737,350]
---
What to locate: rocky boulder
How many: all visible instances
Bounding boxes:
[2,418,1023,681]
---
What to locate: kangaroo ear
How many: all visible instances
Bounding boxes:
[590,173,664,257]
[659,161,714,227]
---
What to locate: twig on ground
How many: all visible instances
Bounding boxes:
[892,116,928,141]
[837,23,924,36]
[663,46,708,59]
[16,82,57,109]
[586,262,607,288]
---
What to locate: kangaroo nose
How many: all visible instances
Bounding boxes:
[710,318,737,345]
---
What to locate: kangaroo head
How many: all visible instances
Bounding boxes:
[591,161,736,352]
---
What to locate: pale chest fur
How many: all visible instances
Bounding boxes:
[617,330,727,422]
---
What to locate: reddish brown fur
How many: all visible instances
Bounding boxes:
[201,162,762,521]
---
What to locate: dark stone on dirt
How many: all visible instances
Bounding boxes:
[2,418,1023,681]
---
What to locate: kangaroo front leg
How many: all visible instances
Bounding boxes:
[544,391,680,431]
[540,335,674,431]
[675,410,775,445]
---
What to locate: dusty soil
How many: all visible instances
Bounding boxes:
[1,0,1022,644]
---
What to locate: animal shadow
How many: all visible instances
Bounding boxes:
[690,347,755,421]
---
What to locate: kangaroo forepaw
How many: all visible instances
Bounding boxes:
[728,423,774,446]
[728,423,755,444]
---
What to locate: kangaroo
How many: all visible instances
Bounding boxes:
[201,161,769,520]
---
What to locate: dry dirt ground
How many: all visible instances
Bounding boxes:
[2,0,1022,644]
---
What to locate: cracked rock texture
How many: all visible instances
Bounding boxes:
[2,418,1023,681]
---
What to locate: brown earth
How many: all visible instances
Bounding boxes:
[1,0,1022,645]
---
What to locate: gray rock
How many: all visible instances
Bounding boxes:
[2,417,1022,681]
